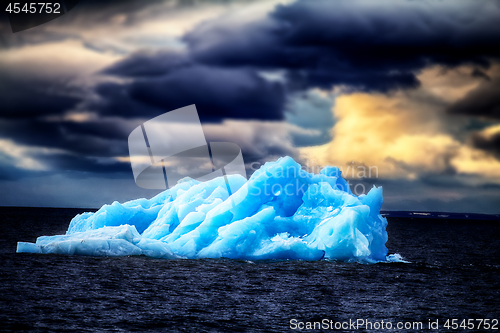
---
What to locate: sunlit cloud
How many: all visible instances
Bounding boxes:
[301,65,500,183]
[0,139,53,171]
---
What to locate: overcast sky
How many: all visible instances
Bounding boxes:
[0,0,499,213]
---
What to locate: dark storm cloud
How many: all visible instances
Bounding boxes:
[471,130,500,160]
[0,73,81,119]
[184,0,500,91]
[0,119,130,157]
[0,118,132,175]
[0,151,129,180]
[96,65,285,121]
[471,68,491,81]
[91,82,167,119]
[61,119,130,141]
[92,0,500,122]
[99,50,286,121]
[103,50,191,77]
[448,79,500,120]
[33,152,131,175]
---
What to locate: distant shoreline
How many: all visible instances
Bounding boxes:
[381,210,500,221]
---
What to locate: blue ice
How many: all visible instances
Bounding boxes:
[17,157,392,262]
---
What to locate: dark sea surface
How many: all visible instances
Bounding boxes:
[1,207,499,332]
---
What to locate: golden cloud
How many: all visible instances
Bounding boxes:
[301,65,500,182]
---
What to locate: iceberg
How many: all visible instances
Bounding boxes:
[17,157,392,262]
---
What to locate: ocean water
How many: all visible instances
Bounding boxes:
[1,207,499,332]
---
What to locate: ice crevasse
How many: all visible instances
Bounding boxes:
[17,157,396,262]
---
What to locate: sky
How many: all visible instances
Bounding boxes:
[0,0,499,213]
